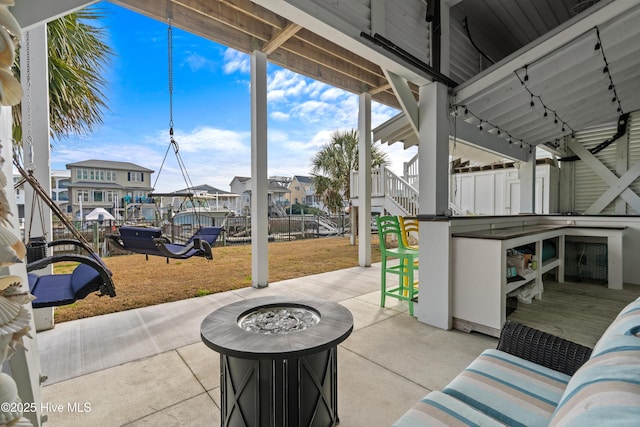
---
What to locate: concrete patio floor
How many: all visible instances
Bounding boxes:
[38,263,497,426]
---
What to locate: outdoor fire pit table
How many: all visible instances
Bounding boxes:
[200,295,354,427]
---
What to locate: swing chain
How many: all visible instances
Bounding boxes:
[168,20,174,133]
[25,31,35,172]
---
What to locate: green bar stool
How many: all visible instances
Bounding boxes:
[376,215,419,316]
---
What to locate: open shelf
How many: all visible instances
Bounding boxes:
[541,257,560,274]
[506,269,536,294]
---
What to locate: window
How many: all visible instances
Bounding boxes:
[78,190,89,202]
[129,172,144,182]
[93,190,104,202]
[76,168,116,182]
[106,191,117,203]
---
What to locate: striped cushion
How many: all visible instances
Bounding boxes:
[441,349,571,427]
[592,298,640,356]
[550,345,640,426]
[392,391,506,427]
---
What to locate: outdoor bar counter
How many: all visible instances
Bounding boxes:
[416,214,628,337]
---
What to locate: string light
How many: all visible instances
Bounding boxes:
[453,26,624,158]
[594,26,624,114]
[452,104,533,154]
[514,67,575,137]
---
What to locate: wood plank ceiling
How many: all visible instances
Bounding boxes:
[110,0,411,110]
[110,0,640,158]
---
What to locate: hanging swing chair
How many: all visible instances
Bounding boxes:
[15,33,116,308]
[107,225,222,262]
[107,19,222,262]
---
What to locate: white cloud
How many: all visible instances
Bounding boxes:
[382,143,418,176]
[319,87,344,101]
[267,69,331,105]
[223,48,250,74]
[309,129,338,148]
[290,100,332,122]
[183,52,213,72]
[271,111,290,121]
[143,126,250,154]
[372,102,399,127]
[51,144,163,170]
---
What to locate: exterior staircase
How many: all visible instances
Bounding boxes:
[352,153,467,217]
[351,155,419,217]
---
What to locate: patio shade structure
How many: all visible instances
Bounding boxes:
[84,207,115,222]
[7,2,640,424]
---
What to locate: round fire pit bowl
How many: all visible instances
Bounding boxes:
[200,296,353,427]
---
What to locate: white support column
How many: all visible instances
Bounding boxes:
[357,93,371,267]
[519,153,536,214]
[418,82,449,216]
[23,26,52,242]
[416,81,451,329]
[23,26,54,333]
[250,50,268,288]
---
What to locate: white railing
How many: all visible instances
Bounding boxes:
[351,167,419,216]
[384,168,419,216]
[403,153,419,189]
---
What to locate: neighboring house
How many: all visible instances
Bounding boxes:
[66,160,154,220]
[229,176,251,215]
[51,170,71,210]
[287,175,323,210]
[13,169,70,225]
[230,176,292,216]
[167,184,241,214]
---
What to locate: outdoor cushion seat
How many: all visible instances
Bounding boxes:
[108,225,222,261]
[393,298,640,427]
[27,240,116,308]
[392,391,505,427]
[442,349,571,427]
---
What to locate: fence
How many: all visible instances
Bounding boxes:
[48,214,349,256]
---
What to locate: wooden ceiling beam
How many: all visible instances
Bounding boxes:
[174,0,384,87]
[174,1,388,90]
[369,83,391,95]
[182,1,390,86]
[262,22,301,54]
[110,0,403,108]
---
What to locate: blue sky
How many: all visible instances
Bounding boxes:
[51,1,417,193]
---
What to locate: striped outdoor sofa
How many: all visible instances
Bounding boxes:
[393,297,640,426]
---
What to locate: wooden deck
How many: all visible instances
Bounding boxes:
[507,279,640,347]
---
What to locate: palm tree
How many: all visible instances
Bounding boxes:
[12,7,113,144]
[311,129,388,213]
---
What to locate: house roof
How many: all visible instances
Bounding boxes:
[175,184,233,195]
[68,181,134,190]
[292,175,312,184]
[66,159,154,173]
[231,176,251,183]
[269,180,291,193]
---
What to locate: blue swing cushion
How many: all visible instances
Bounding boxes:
[28,263,103,308]
[113,225,222,259]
